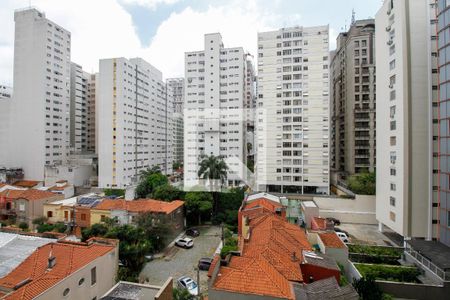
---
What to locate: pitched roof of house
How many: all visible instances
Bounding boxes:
[0,189,25,199]
[244,198,283,212]
[213,256,294,299]
[243,214,311,282]
[319,232,346,249]
[95,199,184,214]
[48,184,68,191]
[17,189,58,201]
[293,277,359,300]
[12,180,41,188]
[0,240,116,300]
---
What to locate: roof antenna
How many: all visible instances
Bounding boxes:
[351,8,356,25]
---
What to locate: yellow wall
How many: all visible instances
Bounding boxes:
[90,209,110,225]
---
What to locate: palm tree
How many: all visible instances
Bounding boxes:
[197,155,228,215]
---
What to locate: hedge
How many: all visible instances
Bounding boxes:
[355,263,421,283]
[348,244,403,257]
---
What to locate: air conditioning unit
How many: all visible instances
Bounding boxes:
[386,25,391,32]
[387,40,393,46]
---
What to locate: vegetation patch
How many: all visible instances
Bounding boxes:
[355,263,421,283]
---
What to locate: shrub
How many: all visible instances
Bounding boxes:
[104,188,125,197]
[348,244,403,257]
[18,222,28,230]
[355,263,420,283]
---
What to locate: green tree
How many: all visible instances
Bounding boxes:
[173,287,195,300]
[352,276,383,300]
[135,212,171,251]
[184,192,213,225]
[37,223,54,233]
[347,172,376,195]
[173,161,183,171]
[136,172,169,198]
[197,155,228,215]
[151,184,185,201]
[104,188,125,197]
[139,165,162,180]
[81,223,108,241]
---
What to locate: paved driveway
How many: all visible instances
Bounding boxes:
[337,223,396,246]
[140,226,221,293]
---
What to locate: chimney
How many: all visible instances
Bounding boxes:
[48,247,56,269]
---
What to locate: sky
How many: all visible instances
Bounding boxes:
[0,0,381,85]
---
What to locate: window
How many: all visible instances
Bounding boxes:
[19,204,25,211]
[78,278,85,286]
[390,183,396,191]
[389,59,396,70]
[390,211,396,222]
[390,121,396,130]
[100,215,106,222]
[81,213,86,221]
[390,136,396,146]
[390,106,396,118]
[47,211,53,218]
[390,168,396,176]
[91,267,97,285]
[63,288,70,297]
[390,151,396,164]
[390,196,396,206]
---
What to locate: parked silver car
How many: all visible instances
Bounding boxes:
[177,276,198,296]
[175,237,194,248]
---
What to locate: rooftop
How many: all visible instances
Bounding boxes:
[318,232,346,249]
[0,232,55,278]
[246,192,280,204]
[293,277,359,300]
[12,180,40,188]
[95,199,184,214]
[47,193,99,207]
[101,282,160,300]
[0,239,117,300]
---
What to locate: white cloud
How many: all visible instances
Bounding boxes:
[119,0,180,10]
[0,0,290,84]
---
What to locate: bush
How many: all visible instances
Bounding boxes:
[355,263,420,283]
[221,236,238,258]
[37,223,54,233]
[346,172,376,195]
[18,222,28,230]
[104,188,125,197]
[348,244,403,257]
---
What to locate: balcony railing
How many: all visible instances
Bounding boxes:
[405,243,450,281]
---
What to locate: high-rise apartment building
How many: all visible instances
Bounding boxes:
[167,78,185,164]
[376,0,438,241]
[184,33,249,188]
[256,26,330,194]
[437,0,450,247]
[87,73,97,153]
[70,63,92,154]
[330,19,376,176]
[97,57,173,188]
[167,78,184,114]
[2,8,71,180]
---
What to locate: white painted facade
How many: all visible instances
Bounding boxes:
[167,78,184,164]
[97,57,173,188]
[256,26,330,194]
[184,33,249,188]
[375,0,438,240]
[2,8,71,181]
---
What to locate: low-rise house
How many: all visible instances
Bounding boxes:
[47,180,75,198]
[12,190,63,228]
[12,180,42,189]
[93,199,185,235]
[0,237,118,300]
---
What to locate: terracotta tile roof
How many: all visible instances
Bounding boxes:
[12,180,40,188]
[311,217,333,230]
[213,256,294,299]
[48,184,68,191]
[95,199,184,214]
[208,255,220,277]
[0,241,116,300]
[16,189,59,201]
[244,198,282,212]
[0,189,25,199]
[243,214,311,282]
[318,232,346,249]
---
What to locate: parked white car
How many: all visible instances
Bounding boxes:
[177,276,198,296]
[175,237,194,248]
[336,232,349,243]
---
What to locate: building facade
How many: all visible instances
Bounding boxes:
[330,19,376,176]
[97,57,173,188]
[376,0,439,241]
[256,26,330,194]
[184,33,250,188]
[167,78,185,164]
[87,73,97,153]
[0,85,12,99]
[2,8,71,181]
[438,0,450,247]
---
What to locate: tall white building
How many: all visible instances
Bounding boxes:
[87,73,98,153]
[2,8,71,180]
[184,33,250,188]
[97,57,173,188]
[167,78,185,164]
[256,26,330,194]
[70,63,94,154]
[376,0,438,240]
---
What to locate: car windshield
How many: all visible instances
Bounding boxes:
[187,281,197,289]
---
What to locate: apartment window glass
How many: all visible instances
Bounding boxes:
[390,136,396,146]
[390,121,396,130]
[390,168,396,176]
[390,196,396,206]
[91,267,97,285]
[390,211,396,222]
[389,59,396,70]
[390,106,396,118]
[390,183,396,191]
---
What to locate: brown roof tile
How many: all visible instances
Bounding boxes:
[95,199,184,214]
[318,232,346,249]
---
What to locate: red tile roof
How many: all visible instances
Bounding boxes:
[12,180,41,188]
[95,199,184,214]
[318,232,346,249]
[48,184,68,191]
[0,189,25,200]
[244,198,282,212]
[214,256,294,299]
[0,241,116,300]
[18,189,59,201]
[208,255,220,277]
